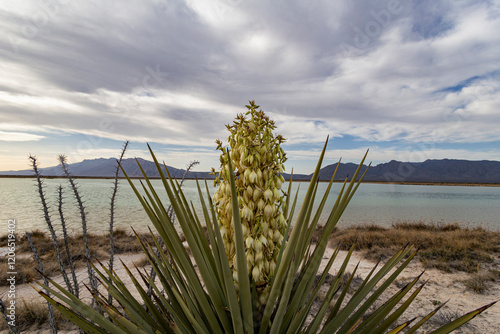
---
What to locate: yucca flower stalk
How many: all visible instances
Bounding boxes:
[212,101,287,306]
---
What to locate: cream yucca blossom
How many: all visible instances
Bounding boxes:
[212,100,288,307]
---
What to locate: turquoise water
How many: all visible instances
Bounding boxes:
[1,178,499,236]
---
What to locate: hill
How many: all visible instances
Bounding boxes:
[316,159,500,184]
[0,158,210,179]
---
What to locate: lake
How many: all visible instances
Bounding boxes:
[1,177,499,237]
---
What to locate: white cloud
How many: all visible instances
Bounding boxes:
[0,131,44,142]
[0,0,499,171]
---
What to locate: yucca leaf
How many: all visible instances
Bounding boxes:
[296,180,319,261]
[287,182,299,225]
[259,137,330,334]
[226,148,254,334]
[189,199,226,296]
[285,167,365,331]
[301,166,340,257]
[286,247,342,334]
[369,283,425,334]
[285,183,318,304]
[404,301,449,334]
[88,261,158,334]
[133,228,205,333]
[386,320,413,334]
[320,246,414,334]
[346,257,380,303]
[334,248,416,333]
[204,178,245,333]
[148,240,209,332]
[213,214,246,333]
[274,182,300,278]
[161,271,210,334]
[295,156,368,321]
[33,280,124,333]
[135,148,229,333]
[99,301,152,334]
[310,178,347,254]
[122,166,189,277]
[153,151,232,333]
[319,152,369,244]
[135,268,177,334]
[174,177,217,271]
[289,177,346,306]
[124,261,175,333]
[37,291,109,333]
[135,163,170,224]
[196,179,225,285]
[138,261,191,333]
[306,245,357,334]
[328,259,367,322]
[428,301,497,334]
[350,274,424,334]
[269,256,297,334]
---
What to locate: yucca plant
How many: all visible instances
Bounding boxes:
[33,102,495,333]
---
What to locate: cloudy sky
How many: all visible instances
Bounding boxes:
[0,0,499,174]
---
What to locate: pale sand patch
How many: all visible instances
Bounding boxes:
[314,247,500,333]
[1,247,498,333]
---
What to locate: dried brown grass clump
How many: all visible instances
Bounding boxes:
[326,221,500,273]
[463,269,500,294]
[0,300,75,332]
[0,228,153,286]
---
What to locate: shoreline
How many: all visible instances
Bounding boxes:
[1,174,499,187]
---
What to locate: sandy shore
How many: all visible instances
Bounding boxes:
[1,247,499,333]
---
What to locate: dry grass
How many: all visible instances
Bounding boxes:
[0,300,75,332]
[325,221,500,274]
[463,269,499,294]
[0,228,154,286]
[322,220,500,296]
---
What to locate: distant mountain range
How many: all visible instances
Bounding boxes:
[312,159,500,184]
[1,157,499,184]
[0,158,210,179]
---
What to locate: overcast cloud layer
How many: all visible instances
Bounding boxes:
[1,0,499,173]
